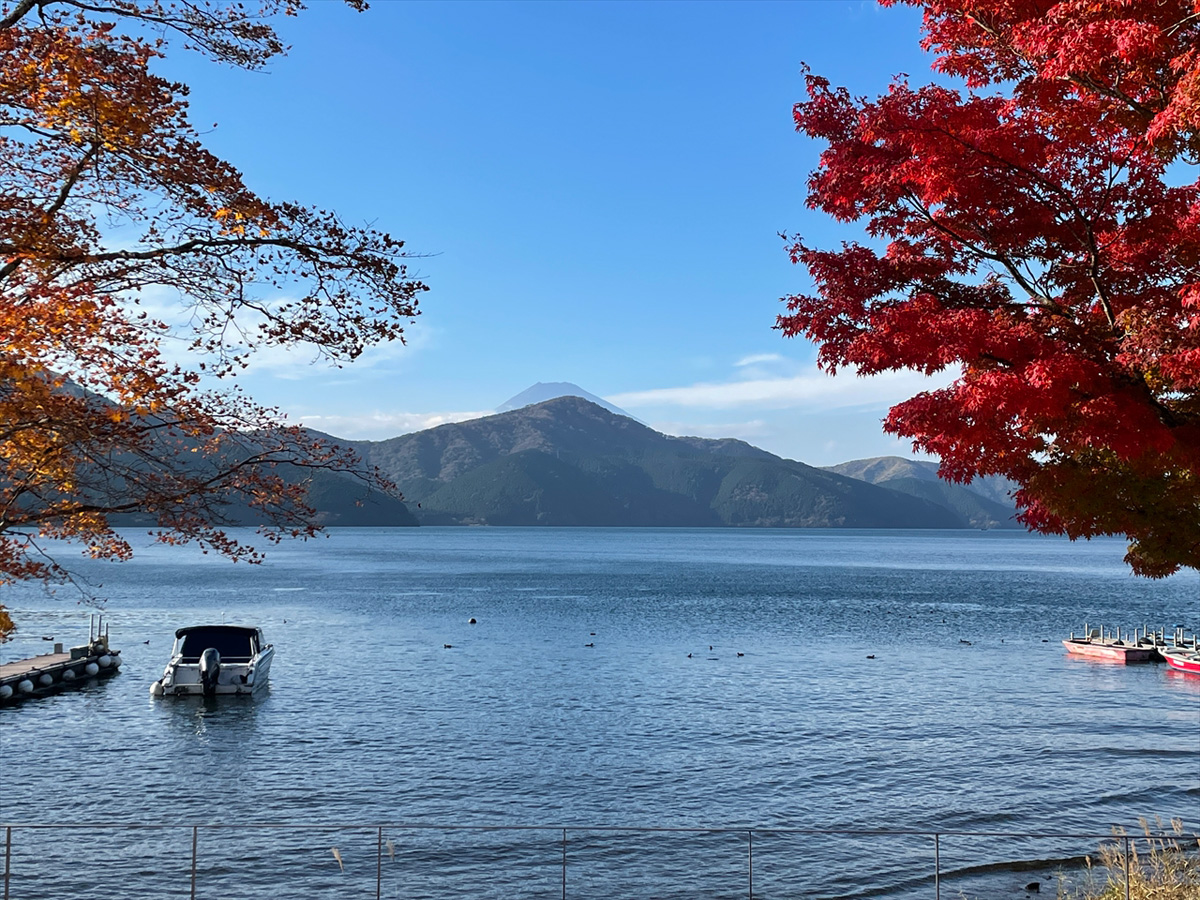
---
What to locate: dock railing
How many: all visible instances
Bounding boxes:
[0,821,1186,900]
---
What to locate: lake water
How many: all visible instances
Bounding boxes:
[1,528,1198,900]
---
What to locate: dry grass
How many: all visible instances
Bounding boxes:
[1059,819,1200,900]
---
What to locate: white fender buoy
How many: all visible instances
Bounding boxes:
[111,655,122,668]
[38,673,53,686]
[98,655,112,668]
[84,662,99,676]
[62,668,76,681]
[17,679,34,694]
[149,681,164,697]
[0,684,12,700]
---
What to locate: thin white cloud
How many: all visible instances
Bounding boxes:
[116,285,435,381]
[735,353,785,368]
[225,317,436,380]
[293,409,494,441]
[608,367,958,413]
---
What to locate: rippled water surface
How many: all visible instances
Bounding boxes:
[2,528,1198,899]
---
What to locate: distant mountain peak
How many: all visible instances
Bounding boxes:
[826,454,1018,513]
[497,382,636,420]
[349,398,970,529]
[824,456,941,484]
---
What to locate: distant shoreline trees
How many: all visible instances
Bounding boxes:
[0,0,426,640]
[780,0,1200,577]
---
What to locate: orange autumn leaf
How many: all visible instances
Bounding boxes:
[0,0,424,640]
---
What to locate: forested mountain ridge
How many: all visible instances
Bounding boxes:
[346,397,992,528]
[824,457,1019,529]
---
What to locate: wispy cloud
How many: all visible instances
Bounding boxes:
[734,353,785,368]
[220,317,436,381]
[608,366,957,412]
[293,409,494,441]
[116,285,435,381]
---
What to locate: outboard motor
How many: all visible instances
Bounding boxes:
[199,647,221,696]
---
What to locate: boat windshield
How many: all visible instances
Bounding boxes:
[176,628,256,663]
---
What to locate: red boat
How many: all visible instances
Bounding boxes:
[1161,646,1200,674]
[1061,637,1159,663]
[1062,624,1162,664]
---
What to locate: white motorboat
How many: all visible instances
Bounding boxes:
[150,625,274,697]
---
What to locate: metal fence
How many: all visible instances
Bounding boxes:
[0,822,1174,900]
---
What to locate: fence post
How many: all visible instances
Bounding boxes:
[4,825,11,900]
[1124,834,1131,900]
[190,826,198,900]
[747,830,753,900]
[934,833,940,900]
[561,829,567,900]
[377,826,383,900]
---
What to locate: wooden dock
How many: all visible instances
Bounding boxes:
[0,648,74,679]
[0,619,122,705]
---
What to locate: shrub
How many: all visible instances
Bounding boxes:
[1059,819,1199,900]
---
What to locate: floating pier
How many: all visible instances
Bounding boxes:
[0,617,122,705]
[1062,623,1198,668]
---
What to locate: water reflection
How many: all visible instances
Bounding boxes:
[156,689,266,739]
[1162,669,1200,696]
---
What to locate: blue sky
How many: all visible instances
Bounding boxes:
[158,0,952,466]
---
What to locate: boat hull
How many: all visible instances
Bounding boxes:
[1162,647,1200,674]
[155,646,273,696]
[1061,639,1158,663]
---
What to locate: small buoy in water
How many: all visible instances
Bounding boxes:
[0,684,12,700]
[38,673,53,686]
[17,679,34,694]
[468,618,477,625]
[149,681,164,697]
[84,662,99,676]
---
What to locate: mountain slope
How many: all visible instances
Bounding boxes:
[351,397,969,528]
[53,388,417,529]
[827,456,941,484]
[296,468,419,526]
[870,476,1019,529]
[826,456,1018,510]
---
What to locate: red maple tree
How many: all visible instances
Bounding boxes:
[779,0,1200,576]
